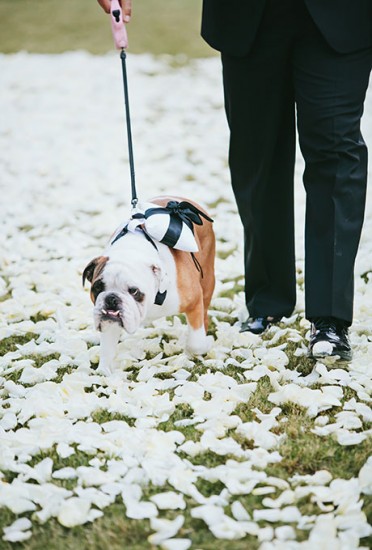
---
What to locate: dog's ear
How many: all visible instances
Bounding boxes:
[82,256,108,287]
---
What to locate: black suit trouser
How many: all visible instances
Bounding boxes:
[221,0,372,323]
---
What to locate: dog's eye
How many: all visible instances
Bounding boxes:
[128,286,139,296]
[128,287,144,302]
[92,280,105,298]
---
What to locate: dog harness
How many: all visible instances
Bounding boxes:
[110,200,213,306]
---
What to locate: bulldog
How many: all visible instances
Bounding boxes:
[83,196,215,374]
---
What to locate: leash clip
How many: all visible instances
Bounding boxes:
[110,0,128,49]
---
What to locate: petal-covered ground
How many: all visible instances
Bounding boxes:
[0,52,371,549]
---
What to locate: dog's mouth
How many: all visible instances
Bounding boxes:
[100,308,124,325]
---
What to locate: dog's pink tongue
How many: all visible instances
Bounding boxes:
[107,310,120,317]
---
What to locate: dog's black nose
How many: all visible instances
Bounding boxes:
[105,293,121,310]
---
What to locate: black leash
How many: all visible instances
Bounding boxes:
[119,49,138,209]
[109,3,211,297]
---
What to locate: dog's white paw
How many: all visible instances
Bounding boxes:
[96,362,112,377]
[186,333,214,356]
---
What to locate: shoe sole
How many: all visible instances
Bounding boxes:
[308,351,352,364]
[239,327,267,335]
[309,339,352,364]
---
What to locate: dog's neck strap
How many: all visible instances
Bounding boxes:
[154,289,167,306]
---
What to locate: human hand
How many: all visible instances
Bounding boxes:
[97,0,132,23]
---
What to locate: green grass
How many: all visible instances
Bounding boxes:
[0,496,261,550]
[0,334,36,355]
[0,0,214,57]
[268,403,372,478]
[0,503,153,550]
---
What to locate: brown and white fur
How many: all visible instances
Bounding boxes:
[83,196,215,375]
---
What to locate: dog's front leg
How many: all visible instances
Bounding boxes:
[97,323,122,376]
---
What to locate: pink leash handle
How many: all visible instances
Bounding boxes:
[110,0,128,49]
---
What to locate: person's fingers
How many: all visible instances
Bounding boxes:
[122,0,132,23]
[97,0,111,14]
[97,0,132,22]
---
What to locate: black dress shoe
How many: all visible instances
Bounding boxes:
[309,317,352,361]
[240,316,281,335]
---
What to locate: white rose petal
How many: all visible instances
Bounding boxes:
[149,515,185,545]
[336,430,366,446]
[52,467,78,480]
[275,525,296,540]
[57,497,91,527]
[2,530,32,543]
[231,500,251,521]
[160,539,192,550]
[359,457,372,495]
[2,518,32,543]
[268,384,343,417]
[150,491,186,510]
[191,504,225,525]
[56,443,75,458]
[0,412,18,431]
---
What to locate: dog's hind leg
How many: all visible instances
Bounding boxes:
[185,299,213,356]
[97,323,122,376]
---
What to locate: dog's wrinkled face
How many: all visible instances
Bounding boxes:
[83,256,159,334]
